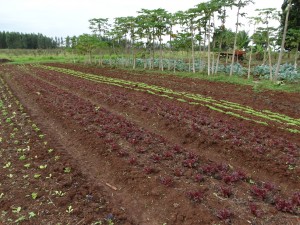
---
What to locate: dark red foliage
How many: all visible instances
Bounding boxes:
[151,154,161,163]
[97,131,106,138]
[136,147,147,154]
[216,209,233,221]
[255,146,266,154]
[200,164,218,176]
[163,151,174,160]
[173,145,183,154]
[187,190,205,203]
[129,138,138,145]
[182,158,198,168]
[219,186,233,198]
[111,143,119,151]
[143,167,156,174]
[275,197,296,213]
[251,185,268,200]
[222,170,246,183]
[160,177,174,187]
[249,203,263,217]
[292,192,300,206]
[173,168,184,177]
[262,182,276,192]
[117,150,129,157]
[217,163,229,173]
[194,174,205,182]
[129,157,137,165]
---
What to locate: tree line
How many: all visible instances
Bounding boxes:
[71,0,299,81]
[0,31,63,49]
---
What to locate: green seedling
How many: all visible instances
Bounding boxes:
[48,148,54,153]
[39,165,47,169]
[64,167,71,173]
[107,219,114,225]
[7,174,13,178]
[66,205,73,214]
[12,206,21,214]
[288,165,295,170]
[54,156,60,161]
[3,162,11,168]
[91,221,102,225]
[24,163,31,169]
[53,190,66,197]
[248,179,255,184]
[33,174,41,179]
[15,216,26,223]
[19,155,26,160]
[0,193,4,199]
[28,211,36,218]
[31,192,38,200]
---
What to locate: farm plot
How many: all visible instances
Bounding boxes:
[0,74,131,224]
[0,63,299,225]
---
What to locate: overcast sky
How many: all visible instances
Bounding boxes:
[0,0,283,38]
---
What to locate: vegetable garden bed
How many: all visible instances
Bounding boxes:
[0,63,299,224]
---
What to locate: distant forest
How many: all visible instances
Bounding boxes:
[0,31,63,49]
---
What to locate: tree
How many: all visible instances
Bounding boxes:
[88,18,109,38]
[275,0,292,81]
[279,0,300,50]
[65,36,71,48]
[153,9,170,71]
[247,16,261,79]
[256,8,279,80]
[196,1,219,76]
[286,29,300,69]
[137,8,170,70]
[229,0,254,77]
[175,9,198,73]
[76,34,107,64]
[214,0,234,74]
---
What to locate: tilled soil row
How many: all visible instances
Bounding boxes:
[0,64,299,224]
[0,75,133,224]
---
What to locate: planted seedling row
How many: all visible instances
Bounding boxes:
[0,74,123,224]
[7,66,299,223]
[34,64,300,134]
[23,64,300,181]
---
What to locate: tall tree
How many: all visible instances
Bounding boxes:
[275,0,292,80]
[88,18,109,38]
[214,0,233,74]
[196,1,219,76]
[229,0,254,77]
[175,9,198,73]
[153,9,170,71]
[279,0,300,50]
[256,8,279,80]
[137,8,170,70]
[76,34,107,64]
[247,16,261,79]
[286,29,300,69]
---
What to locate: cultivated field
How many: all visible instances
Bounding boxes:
[0,63,299,224]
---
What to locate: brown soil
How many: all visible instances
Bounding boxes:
[0,63,299,225]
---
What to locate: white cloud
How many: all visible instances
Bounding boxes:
[0,0,283,38]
